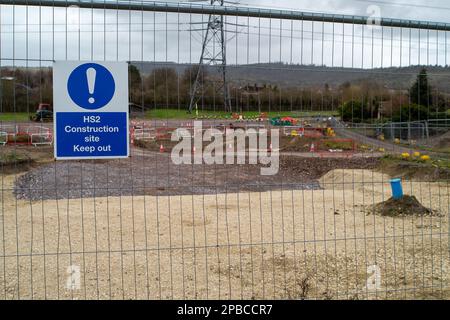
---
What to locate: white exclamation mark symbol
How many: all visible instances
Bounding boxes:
[87,67,96,104]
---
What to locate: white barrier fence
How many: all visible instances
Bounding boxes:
[26,126,53,146]
[0,124,53,146]
[0,131,7,145]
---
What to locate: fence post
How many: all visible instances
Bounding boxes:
[407,122,411,142]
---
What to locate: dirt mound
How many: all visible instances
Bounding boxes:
[379,158,450,181]
[0,149,35,173]
[319,169,390,190]
[280,136,317,152]
[430,131,450,148]
[371,195,436,217]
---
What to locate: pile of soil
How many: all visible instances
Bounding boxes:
[282,158,379,182]
[372,195,436,217]
[430,131,450,149]
[279,136,317,152]
[134,139,180,151]
[380,158,450,181]
[134,135,324,153]
[0,149,34,173]
[319,169,390,190]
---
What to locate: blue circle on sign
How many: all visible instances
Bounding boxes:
[67,63,115,110]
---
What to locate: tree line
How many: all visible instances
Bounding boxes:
[338,68,449,122]
[1,65,448,122]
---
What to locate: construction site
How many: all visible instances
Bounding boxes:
[0,0,449,300]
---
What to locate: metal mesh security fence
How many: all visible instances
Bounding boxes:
[0,0,449,300]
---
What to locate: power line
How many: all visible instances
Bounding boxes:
[189,0,232,113]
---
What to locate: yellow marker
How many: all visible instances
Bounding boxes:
[420,155,431,161]
[401,152,410,159]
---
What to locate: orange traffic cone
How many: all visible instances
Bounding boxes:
[160,144,165,153]
[310,143,315,153]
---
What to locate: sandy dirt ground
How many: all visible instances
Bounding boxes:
[1,168,449,300]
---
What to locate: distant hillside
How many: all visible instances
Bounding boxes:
[133,62,450,93]
[4,62,450,93]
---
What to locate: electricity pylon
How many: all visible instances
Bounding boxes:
[188,0,232,113]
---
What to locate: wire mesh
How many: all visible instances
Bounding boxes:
[0,0,449,300]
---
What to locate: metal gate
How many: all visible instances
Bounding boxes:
[0,0,449,300]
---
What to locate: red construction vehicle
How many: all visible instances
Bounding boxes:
[30,103,53,122]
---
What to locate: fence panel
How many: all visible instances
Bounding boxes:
[0,0,449,300]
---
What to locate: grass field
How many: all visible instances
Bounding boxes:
[381,154,450,171]
[1,110,338,121]
[0,112,30,122]
[143,108,338,119]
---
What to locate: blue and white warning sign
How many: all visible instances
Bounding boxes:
[53,61,129,159]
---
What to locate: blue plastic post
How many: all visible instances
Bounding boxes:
[390,178,404,200]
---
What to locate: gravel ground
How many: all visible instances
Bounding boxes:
[1,173,449,300]
[3,146,449,300]
[13,154,380,201]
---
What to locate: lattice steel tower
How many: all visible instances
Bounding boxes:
[188,0,232,113]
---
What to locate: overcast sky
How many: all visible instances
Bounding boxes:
[223,0,450,21]
[1,0,450,68]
